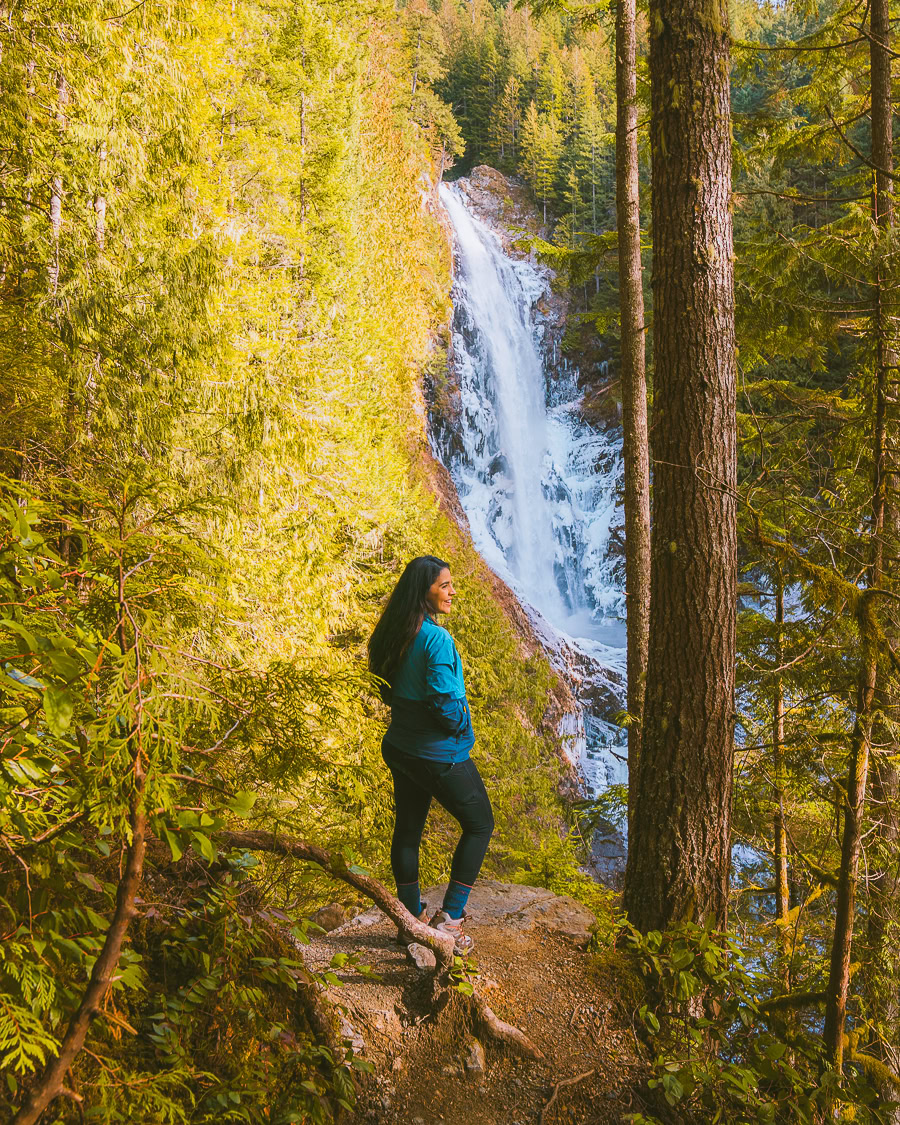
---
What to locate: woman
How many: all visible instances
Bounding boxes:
[368,555,494,954]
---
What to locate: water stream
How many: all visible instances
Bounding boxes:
[434,181,628,800]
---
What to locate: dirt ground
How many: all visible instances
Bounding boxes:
[306,882,650,1125]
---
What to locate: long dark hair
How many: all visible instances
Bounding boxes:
[368,555,450,695]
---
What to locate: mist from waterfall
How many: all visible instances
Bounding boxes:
[435,182,628,793]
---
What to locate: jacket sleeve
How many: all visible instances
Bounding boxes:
[423,633,471,736]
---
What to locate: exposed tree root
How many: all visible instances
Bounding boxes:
[297,969,345,1061]
[539,1068,595,1123]
[218,830,543,1058]
[472,994,544,1059]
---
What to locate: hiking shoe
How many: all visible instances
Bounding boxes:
[428,909,475,955]
[394,902,429,945]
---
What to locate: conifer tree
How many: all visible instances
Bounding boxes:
[623,0,737,932]
[491,74,522,170]
[520,98,542,192]
[615,0,651,795]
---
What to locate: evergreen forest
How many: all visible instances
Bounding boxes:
[1,0,898,1123]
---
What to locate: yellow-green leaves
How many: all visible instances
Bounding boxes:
[42,686,74,737]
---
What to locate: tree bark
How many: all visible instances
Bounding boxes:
[772,576,791,985]
[49,70,67,295]
[615,0,651,794]
[859,0,900,1095]
[867,730,900,1082]
[622,0,737,932]
[823,600,877,1073]
[94,141,107,250]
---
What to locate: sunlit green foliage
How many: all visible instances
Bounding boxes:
[0,1,581,1118]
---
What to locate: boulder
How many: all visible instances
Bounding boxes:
[464,1037,486,1078]
[406,942,437,972]
[422,880,596,948]
[311,903,346,931]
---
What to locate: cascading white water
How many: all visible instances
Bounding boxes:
[435,181,628,797]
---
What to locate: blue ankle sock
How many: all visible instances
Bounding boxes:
[442,879,472,920]
[397,881,422,917]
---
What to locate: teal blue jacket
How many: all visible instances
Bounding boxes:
[383,617,475,763]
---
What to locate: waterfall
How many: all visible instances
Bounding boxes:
[434,181,628,799]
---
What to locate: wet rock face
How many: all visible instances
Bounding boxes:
[589,819,628,890]
[450,166,545,250]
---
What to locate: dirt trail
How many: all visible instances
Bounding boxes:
[307,881,647,1124]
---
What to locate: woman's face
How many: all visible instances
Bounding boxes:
[426,567,455,615]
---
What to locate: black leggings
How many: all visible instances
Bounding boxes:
[382,743,494,889]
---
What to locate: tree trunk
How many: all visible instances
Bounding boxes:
[11,805,147,1125]
[859,0,900,1096]
[772,576,791,983]
[622,0,737,932]
[867,719,900,1084]
[615,0,651,810]
[49,71,68,295]
[823,610,877,1073]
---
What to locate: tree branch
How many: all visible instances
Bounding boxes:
[11,804,147,1125]
[220,830,544,1057]
[217,829,456,970]
[825,105,900,181]
[757,990,827,1013]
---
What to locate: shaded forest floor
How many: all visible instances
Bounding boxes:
[308,881,650,1124]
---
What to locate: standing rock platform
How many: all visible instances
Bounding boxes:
[307,880,647,1123]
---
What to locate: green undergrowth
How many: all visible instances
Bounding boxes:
[618,922,884,1125]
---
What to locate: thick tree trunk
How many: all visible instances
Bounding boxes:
[615,0,651,793]
[622,0,737,932]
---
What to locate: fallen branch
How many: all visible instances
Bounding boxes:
[12,804,148,1125]
[473,994,544,1059]
[217,829,455,970]
[539,1068,595,1123]
[220,830,544,1058]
